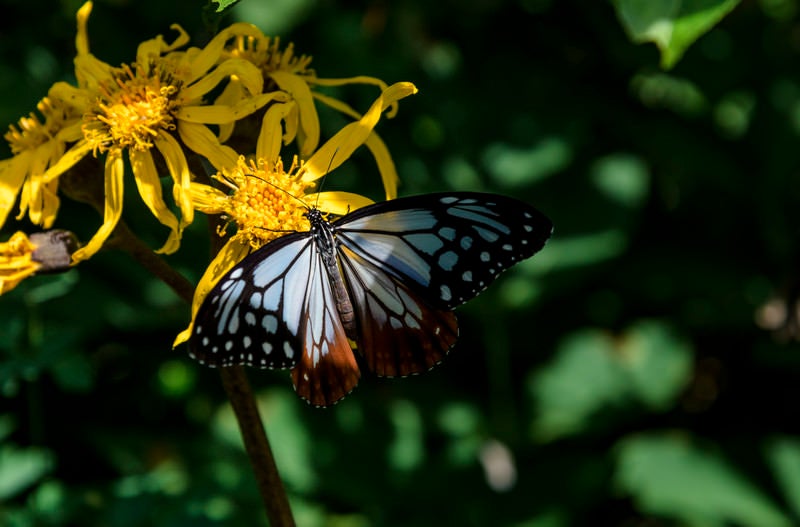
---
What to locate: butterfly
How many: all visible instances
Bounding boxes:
[188,192,552,406]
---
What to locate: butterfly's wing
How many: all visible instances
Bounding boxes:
[334,192,552,376]
[289,240,360,406]
[338,243,459,376]
[189,233,359,406]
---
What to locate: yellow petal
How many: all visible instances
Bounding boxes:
[302,82,417,183]
[75,2,93,56]
[213,79,247,142]
[176,92,288,124]
[154,131,194,226]
[364,132,398,200]
[0,154,31,227]
[136,24,190,66]
[180,58,263,103]
[41,140,93,184]
[269,70,320,156]
[74,54,116,91]
[129,149,182,254]
[306,191,375,216]
[311,91,360,119]
[188,181,229,215]
[311,75,402,117]
[256,101,296,164]
[71,150,124,262]
[0,231,41,294]
[173,236,251,348]
[186,23,264,86]
[177,121,239,171]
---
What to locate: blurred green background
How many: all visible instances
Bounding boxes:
[2,0,800,525]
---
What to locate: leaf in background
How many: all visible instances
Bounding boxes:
[528,321,692,441]
[0,444,54,500]
[209,0,241,14]
[612,0,742,69]
[615,434,792,527]
[767,437,800,519]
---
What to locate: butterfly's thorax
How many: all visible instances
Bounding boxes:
[307,209,357,340]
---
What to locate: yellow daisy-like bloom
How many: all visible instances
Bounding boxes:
[0,232,41,294]
[35,2,271,263]
[0,91,84,231]
[212,25,401,200]
[174,81,417,347]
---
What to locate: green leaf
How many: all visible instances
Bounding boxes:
[767,437,800,519]
[0,445,54,500]
[209,0,241,14]
[616,434,792,527]
[528,321,692,441]
[612,0,743,69]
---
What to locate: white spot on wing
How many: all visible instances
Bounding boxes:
[440,285,452,301]
[438,251,458,271]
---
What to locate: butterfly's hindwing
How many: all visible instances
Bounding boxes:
[338,243,458,377]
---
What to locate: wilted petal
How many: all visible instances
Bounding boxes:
[130,149,182,254]
[71,150,125,262]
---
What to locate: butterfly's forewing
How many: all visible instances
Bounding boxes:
[189,234,312,369]
[189,233,360,406]
[334,192,552,376]
[338,244,458,376]
[335,192,553,310]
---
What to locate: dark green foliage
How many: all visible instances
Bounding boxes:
[2,0,799,525]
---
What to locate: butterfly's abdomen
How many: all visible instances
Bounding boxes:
[308,209,357,340]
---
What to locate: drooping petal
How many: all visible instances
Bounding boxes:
[71,150,125,262]
[269,70,320,156]
[256,101,297,164]
[129,149,181,254]
[0,154,31,227]
[302,81,417,183]
[154,131,194,226]
[364,132,398,200]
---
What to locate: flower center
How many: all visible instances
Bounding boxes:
[83,64,179,153]
[5,97,78,155]
[223,157,314,247]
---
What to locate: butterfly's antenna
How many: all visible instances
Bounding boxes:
[315,147,341,210]
[242,170,311,211]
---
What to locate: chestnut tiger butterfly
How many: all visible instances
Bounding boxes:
[188,192,552,406]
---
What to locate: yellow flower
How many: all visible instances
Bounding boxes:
[213,26,402,199]
[174,81,417,347]
[33,2,270,263]
[0,91,84,231]
[0,232,41,294]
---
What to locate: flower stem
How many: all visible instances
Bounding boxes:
[110,220,295,525]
